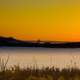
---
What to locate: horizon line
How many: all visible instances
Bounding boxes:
[1,36,80,43]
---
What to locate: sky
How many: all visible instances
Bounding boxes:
[0,0,80,41]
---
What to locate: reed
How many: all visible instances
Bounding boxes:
[0,57,80,80]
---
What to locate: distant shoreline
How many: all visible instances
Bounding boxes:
[0,36,80,48]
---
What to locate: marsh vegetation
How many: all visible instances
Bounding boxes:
[0,57,80,80]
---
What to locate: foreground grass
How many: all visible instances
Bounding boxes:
[0,57,80,80]
[0,65,80,80]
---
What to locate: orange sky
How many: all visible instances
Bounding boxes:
[0,0,80,42]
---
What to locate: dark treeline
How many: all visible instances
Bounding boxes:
[0,36,80,48]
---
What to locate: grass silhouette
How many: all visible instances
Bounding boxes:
[0,57,80,80]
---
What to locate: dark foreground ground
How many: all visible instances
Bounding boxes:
[0,65,80,80]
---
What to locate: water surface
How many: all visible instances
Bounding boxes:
[0,47,80,69]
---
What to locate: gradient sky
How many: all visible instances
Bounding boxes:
[0,0,80,41]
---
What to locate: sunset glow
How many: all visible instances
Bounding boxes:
[0,0,80,41]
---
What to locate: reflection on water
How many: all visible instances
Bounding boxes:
[0,47,80,69]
